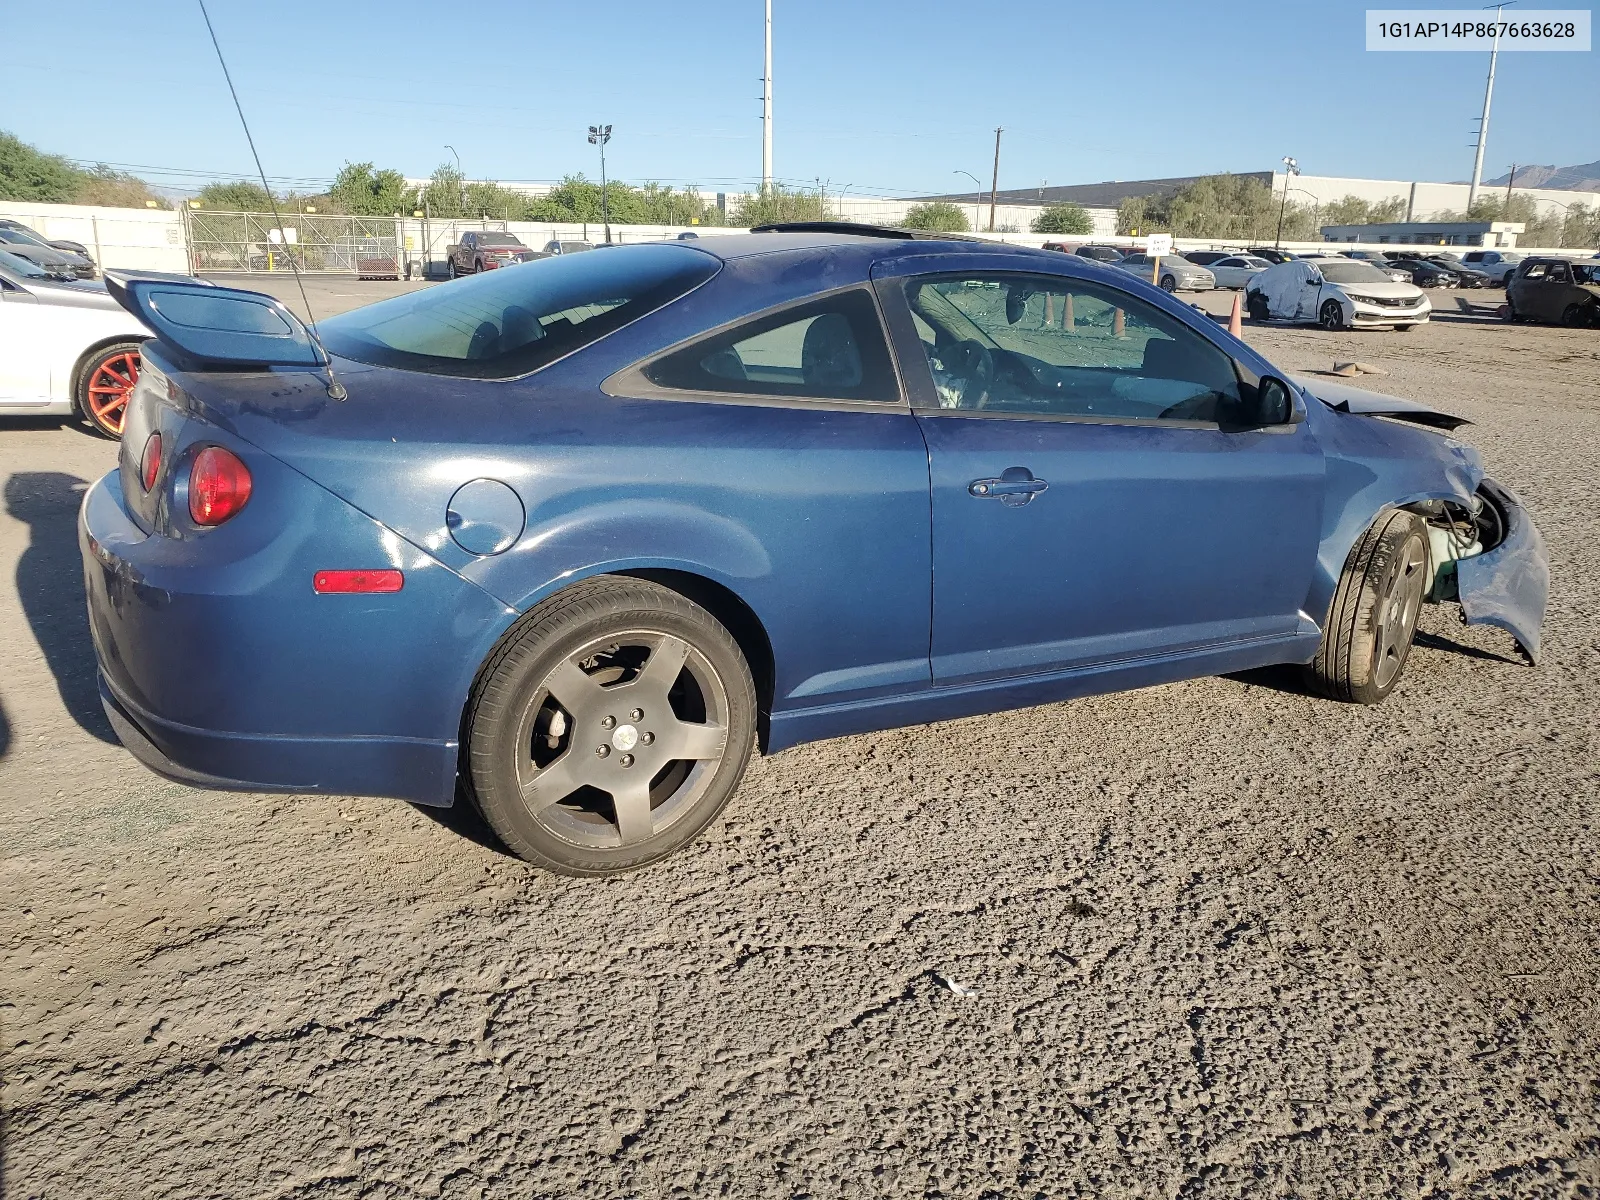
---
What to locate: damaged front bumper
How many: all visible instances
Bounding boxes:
[1455,478,1548,663]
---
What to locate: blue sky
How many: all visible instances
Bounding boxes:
[10,0,1596,197]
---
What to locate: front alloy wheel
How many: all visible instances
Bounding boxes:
[466,577,757,874]
[1307,510,1428,704]
[1320,299,1347,331]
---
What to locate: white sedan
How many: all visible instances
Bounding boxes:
[0,250,155,437]
[1246,256,1431,332]
[1208,254,1274,289]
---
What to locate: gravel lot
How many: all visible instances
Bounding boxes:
[2,274,1597,1199]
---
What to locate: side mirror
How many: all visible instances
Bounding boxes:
[106,277,325,368]
[1250,376,1301,426]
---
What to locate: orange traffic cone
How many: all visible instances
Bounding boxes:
[1228,292,1243,338]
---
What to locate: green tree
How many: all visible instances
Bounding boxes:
[0,131,82,202]
[423,162,465,218]
[1118,174,1317,241]
[730,183,835,227]
[1321,193,1407,226]
[1030,203,1092,235]
[195,180,278,211]
[73,164,165,208]
[328,161,407,216]
[901,201,970,233]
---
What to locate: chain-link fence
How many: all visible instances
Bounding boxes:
[183,210,403,275]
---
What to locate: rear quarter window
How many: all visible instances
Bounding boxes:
[318,243,719,379]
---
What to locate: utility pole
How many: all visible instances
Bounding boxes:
[761,0,773,196]
[1468,2,1511,211]
[988,127,1003,233]
[588,124,612,244]
[1505,163,1517,209]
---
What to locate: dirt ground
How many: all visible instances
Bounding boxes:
[2,275,1598,1199]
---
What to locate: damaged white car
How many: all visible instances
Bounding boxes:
[1247,257,1431,332]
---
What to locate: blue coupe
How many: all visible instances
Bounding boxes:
[79,227,1548,874]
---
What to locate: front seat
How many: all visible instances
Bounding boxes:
[800,313,863,391]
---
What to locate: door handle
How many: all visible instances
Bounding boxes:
[968,467,1048,507]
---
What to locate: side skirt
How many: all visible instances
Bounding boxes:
[766,631,1322,754]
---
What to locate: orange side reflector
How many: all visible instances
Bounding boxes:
[313,569,404,594]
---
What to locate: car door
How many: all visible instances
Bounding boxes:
[1540,261,1575,320]
[0,281,52,404]
[873,259,1324,686]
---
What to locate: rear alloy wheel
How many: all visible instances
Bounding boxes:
[77,341,143,439]
[1319,300,1348,332]
[1306,510,1429,704]
[466,576,757,875]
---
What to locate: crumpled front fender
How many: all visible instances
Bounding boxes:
[1456,477,1548,663]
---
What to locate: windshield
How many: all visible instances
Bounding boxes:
[479,235,527,247]
[0,248,49,278]
[319,242,719,379]
[1318,261,1391,285]
[0,229,54,248]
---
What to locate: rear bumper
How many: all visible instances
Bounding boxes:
[79,466,513,807]
[98,670,459,804]
[1456,478,1548,663]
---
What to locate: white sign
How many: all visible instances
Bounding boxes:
[1144,233,1173,257]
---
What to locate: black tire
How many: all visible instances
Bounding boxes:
[1160,275,1177,292]
[75,339,144,440]
[1319,299,1347,331]
[1562,303,1595,329]
[1395,324,1418,332]
[465,575,757,875]
[1306,510,1429,704]
[447,258,458,279]
[1246,291,1269,321]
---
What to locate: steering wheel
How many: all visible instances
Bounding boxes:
[1157,391,1217,420]
[942,339,996,408]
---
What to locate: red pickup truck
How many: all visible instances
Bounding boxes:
[445,231,540,276]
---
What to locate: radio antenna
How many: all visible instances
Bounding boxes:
[196,0,346,400]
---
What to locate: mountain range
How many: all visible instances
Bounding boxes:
[1484,160,1600,191]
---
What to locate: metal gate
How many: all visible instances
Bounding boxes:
[183,210,402,275]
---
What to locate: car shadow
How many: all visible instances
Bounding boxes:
[1228,627,1521,696]
[1413,629,1520,664]
[0,692,10,761]
[5,472,118,744]
[414,785,520,859]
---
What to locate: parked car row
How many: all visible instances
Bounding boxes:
[0,219,98,279]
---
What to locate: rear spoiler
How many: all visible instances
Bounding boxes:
[104,275,327,369]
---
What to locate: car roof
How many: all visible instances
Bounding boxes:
[689,229,1050,266]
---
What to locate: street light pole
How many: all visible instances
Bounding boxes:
[1275,156,1299,250]
[588,124,613,244]
[1468,2,1512,211]
[954,170,984,233]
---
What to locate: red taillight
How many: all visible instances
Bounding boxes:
[313,569,404,594]
[188,446,252,526]
[139,433,162,491]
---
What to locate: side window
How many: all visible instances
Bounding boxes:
[903,272,1244,424]
[643,288,899,402]
[1547,263,1572,284]
[1523,262,1547,279]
